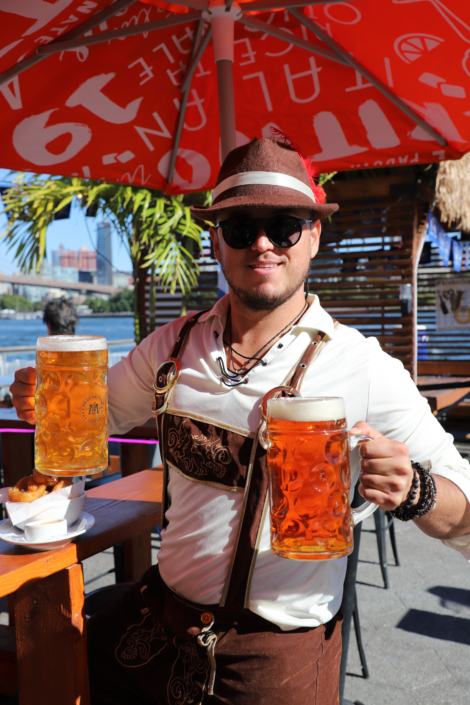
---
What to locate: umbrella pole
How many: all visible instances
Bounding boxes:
[217,59,237,162]
[204,1,242,163]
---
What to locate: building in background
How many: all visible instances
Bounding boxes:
[52,244,97,271]
[97,222,113,285]
[112,271,133,289]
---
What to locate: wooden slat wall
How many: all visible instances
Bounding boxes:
[143,185,419,379]
[418,244,470,363]
[313,194,416,374]
[144,285,183,328]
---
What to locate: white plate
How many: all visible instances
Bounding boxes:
[0,512,95,551]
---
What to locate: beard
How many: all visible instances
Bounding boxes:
[219,258,309,312]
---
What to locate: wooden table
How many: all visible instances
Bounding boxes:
[0,469,162,705]
[418,376,470,415]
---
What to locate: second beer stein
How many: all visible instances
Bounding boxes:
[35,335,108,477]
[261,389,377,561]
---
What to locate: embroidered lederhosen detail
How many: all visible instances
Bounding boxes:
[153,311,339,609]
[153,311,206,529]
[165,414,252,490]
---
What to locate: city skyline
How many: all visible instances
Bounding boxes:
[0,169,132,276]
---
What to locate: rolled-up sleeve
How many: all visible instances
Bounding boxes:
[365,338,470,558]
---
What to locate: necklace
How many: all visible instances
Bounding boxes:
[217,300,308,388]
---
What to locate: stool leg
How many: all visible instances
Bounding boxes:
[352,588,369,679]
[386,512,400,566]
[374,509,389,589]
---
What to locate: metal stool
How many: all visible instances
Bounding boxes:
[339,520,369,705]
[374,509,399,589]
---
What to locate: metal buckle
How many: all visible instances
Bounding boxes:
[260,385,301,420]
[153,358,182,395]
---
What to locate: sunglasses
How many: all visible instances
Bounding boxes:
[215,215,313,250]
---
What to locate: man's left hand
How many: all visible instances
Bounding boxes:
[350,421,413,511]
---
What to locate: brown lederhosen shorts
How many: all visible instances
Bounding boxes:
[87,566,342,705]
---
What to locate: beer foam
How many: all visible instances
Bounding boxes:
[37,335,107,352]
[267,396,345,422]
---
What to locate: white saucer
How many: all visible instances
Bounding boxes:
[0,512,95,552]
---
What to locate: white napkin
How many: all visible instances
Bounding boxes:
[0,479,85,528]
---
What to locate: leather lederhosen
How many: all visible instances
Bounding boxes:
[88,311,343,705]
[152,310,335,611]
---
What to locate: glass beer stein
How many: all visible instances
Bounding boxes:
[35,335,108,477]
[261,389,377,561]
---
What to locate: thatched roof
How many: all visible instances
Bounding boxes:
[435,152,470,233]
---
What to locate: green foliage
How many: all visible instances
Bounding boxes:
[319,172,337,188]
[84,290,134,313]
[0,294,34,312]
[84,297,110,313]
[0,174,206,295]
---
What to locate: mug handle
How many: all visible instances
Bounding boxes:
[348,433,379,526]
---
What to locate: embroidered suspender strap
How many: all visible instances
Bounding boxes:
[288,330,324,390]
[222,326,336,609]
[152,310,207,417]
[153,310,207,529]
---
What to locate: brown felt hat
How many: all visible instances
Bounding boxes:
[190,138,339,224]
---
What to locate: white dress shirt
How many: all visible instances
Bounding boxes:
[108,295,470,629]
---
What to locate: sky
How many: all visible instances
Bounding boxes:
[0,168,133,276]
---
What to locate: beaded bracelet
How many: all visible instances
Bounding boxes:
[389,461,437,522]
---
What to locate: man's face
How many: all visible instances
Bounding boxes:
[209,208,321,311]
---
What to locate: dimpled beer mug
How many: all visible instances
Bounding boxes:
[261,389,377,560]
[35,335,108,477]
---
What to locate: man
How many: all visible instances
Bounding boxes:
[11,139,470,704]
[43,296,78,335]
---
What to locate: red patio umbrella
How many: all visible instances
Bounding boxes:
[0,0,469,193]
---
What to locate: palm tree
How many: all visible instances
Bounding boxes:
[1,174,208,343]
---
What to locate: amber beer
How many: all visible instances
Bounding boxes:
[35,336,108,477]
[266,397,353,560]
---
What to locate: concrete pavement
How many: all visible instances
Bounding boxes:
[344,512,470,705]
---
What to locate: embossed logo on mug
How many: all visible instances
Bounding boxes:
[81,395,104,423]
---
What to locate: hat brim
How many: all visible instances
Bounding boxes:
[190,194,339,225]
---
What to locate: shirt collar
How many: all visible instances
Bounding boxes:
[198,293,336,339]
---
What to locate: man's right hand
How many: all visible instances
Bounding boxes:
[10,367,36,424]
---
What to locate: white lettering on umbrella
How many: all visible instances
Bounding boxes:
[234,38,256,66]
[3,0,75,37]
[59,47,89,62]
[13,109,91,166]
[0,77,22,111]
[311,112,367,161]
[284,57,322,104]
[404,99,464,143]
[358,100,400,149]
[173,90,207,131]
[194,60,211,78]
[264,29,294,58]
[172,27,195,54]
[0,40,23,59]
[152,43,175,64]
[261,122,283,138]
[243,73,272,112]
[134,112,172,150]
[77,2,98,14]
[345,70,372,92]
[128,58,154,86]
[65,73,142,124]
[158,149,211,190]
[324,2,362,24]
[167,63,186,87]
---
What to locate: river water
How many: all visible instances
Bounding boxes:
[0,317,134,348]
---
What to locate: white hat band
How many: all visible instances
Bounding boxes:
[212,170,316,204]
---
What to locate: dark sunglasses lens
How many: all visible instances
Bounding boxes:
[221,219,257,249]
[266,216,302,248]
